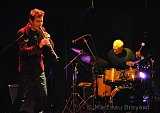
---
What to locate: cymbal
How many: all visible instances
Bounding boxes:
[71,48,109,67]
[71,48,92,63]
[71,48,83,54]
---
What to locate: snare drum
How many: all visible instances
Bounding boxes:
[94,75,112,97]
[104,68,121,82]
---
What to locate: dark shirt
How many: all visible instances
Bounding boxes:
[17,23,45,75]
[107,48,137,70]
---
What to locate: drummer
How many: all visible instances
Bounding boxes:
[106,39,144,109]
[107,39,142,70]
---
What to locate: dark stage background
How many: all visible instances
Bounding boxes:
[0,0,160,112]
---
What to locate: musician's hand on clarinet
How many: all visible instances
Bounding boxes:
[39,27,59,60]
[39,38,50,48]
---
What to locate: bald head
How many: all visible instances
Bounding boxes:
[113,39,124,49]
[113,39,124,54]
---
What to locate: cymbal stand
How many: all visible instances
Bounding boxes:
[62,53,84,113]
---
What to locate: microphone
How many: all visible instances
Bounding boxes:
[92,0,94,9]
[19,34,24,38]
[72,34,91,43]
[15,34,24,42]
[138,42,145,52]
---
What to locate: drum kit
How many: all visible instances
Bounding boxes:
[62,47,153,113]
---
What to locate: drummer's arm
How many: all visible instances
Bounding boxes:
[126,61,135,67]
[126,50,142,66]
[134,51,144,65]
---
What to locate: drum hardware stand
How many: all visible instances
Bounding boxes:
[109,86,123,106]
[148,58,155,111]
[69,37,105,112]
[76,64,97,112]
[62,53,84,113]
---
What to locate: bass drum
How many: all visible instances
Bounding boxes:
[94,75,112,97]
[110,84,134,106]
[110,84,144,106]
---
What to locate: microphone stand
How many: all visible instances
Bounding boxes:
[81,38,104,110]
[0,35,22,54]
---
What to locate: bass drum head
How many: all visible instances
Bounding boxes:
[111,85,144,107]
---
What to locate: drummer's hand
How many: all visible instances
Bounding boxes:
[126,61,135,67]
[135,51,141,58]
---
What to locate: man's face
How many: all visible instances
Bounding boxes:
[30,16,43,31]
[113,46,123,54]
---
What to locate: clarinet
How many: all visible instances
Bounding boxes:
[39,27,59,61]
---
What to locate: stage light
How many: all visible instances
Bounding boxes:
[139,71,147,79]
